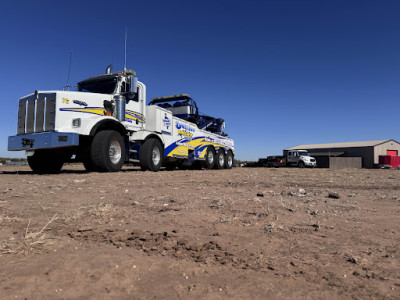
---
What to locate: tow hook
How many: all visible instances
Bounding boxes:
[22,138,34,147]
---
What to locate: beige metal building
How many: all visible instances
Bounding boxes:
[285,140,400,168]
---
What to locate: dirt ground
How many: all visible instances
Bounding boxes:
[0,165,399,299]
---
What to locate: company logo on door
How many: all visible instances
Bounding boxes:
[163,113,171,129]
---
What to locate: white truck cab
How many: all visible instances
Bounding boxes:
[285,150,317,168]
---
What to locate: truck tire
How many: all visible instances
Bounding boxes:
[28,149,64,174]
[298,161,305,168]
[140,138,163,172]
[91,130,125,172]
[214,149,225,169]
[225,151,233,169]
[204,147,215,169]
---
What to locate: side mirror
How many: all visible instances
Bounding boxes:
[126,76,138,100]
[129,76,138,93]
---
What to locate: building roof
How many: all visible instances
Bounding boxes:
[285,139,398,150]
[308,151,345,157]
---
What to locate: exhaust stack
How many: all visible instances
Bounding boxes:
[106,64,113,74]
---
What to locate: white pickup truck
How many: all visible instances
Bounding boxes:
[284,150,317,168]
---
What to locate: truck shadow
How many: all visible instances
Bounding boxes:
[1,170,88,175]
[1,168,203,175]
[0,168,144,175]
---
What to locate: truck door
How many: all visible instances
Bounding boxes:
[287,151,293,163]
[124,82,145,130]
[287,151,299,165]
[293,151,299,163]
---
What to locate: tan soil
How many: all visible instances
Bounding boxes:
[0,165,399,299]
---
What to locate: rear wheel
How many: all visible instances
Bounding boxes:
[225,151,233,169]
[215,149,225,169]
[140,138,163,172]
[204,147,215,169]
[28,149,64,174]
[91,130,125,172]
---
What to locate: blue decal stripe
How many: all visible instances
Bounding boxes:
[60,107,145,122]
[164,138,186,156]
[126,110,145,122]
[59,108,104,116]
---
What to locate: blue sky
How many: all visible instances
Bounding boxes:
[1,0,399,160]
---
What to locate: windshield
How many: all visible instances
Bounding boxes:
[298,152,309,156]
[78,77,118,94]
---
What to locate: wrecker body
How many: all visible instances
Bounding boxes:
[8,67,234,173]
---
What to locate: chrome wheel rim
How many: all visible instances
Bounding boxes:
[207,150,214,164]
[152,147,161,165]
[109,140,122,164]
[227,154,233,167]
[219,153,224,166]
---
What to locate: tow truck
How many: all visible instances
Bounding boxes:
[8,66,235,173]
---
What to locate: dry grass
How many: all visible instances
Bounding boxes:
[1,203,114,255]
[90,203,112,218]
[0,216,23,223]
[65,203,113,222]
[264,222,284,233]
[0,214,58,255]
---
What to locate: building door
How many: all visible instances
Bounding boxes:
[387,150,398,156]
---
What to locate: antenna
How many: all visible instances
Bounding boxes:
[124,27,127,73]
[64,51,73,91]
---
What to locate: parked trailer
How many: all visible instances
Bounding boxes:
[264,156,285,168]
[259,150,316,168]
[379,155,400,169]
[8,66,234,173]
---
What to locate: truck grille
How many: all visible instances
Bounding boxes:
[17,93,56,134]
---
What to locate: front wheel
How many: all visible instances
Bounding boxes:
[91,130,125,172]
[140,138,163,172]
[28,149,64,174]
[298,161,305,168]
